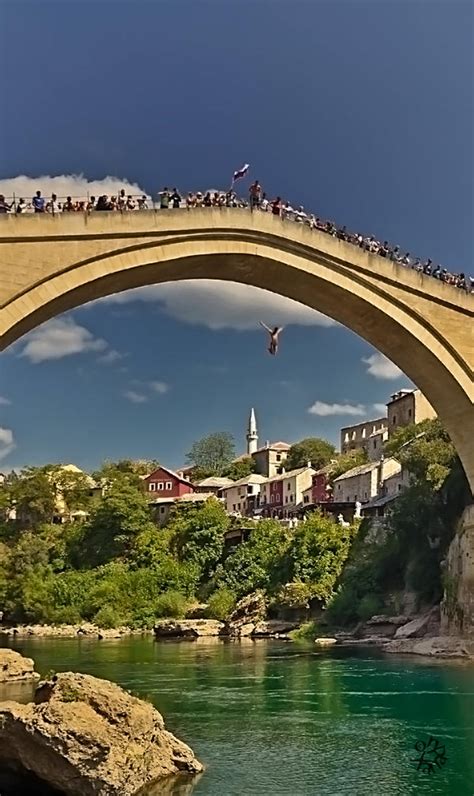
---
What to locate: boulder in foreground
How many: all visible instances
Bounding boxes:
[0,671,203,796]
[0,649,40,683]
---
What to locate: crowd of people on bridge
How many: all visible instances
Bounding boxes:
[0,184,471,293]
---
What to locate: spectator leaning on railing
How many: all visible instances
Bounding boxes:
[0,184,471,292]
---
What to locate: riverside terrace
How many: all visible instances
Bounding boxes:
[0,187,471,293]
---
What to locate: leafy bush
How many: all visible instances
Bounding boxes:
[204,588,236,620]
[93,605,123,629]
[155,590,188,619]
[289,621,319,641]
[50,606,82,625]
[356,593,384,622]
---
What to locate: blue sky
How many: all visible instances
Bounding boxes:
[0,0,472,472]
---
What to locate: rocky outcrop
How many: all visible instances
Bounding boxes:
[0,649,39,683]
[394,606,440,640]
[383,635,474,658]
[251,620,300,638]
[355,615,411,639]
[154,619,224,639]
[0,624,147,639]
[0,671,203,796]
[224,591,266,637]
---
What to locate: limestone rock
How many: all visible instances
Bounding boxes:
[252,620,300,637]
[154,619,224,639]
[0,649,39,683]
[394,607,440,640]
[356,614,411,639]
[0,671,203,796]
[224,591,266,637]
[314,637,337,647]
[383,635,474,658]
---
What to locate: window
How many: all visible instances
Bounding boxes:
[337,483,341,490]
[160,506,166,514]
[157,482,164,490]
[398,484,402,491]
[287,483,291,490]
[361,428,366,439]
[237,503,241,510]
[364,492,368,499]
[276,454,281,462]
[344,433,349,443]
[392,415,397,424]
[290,494,294,502]
[285,496,288,504]
[354,495,358,502]
[233,504,236,511]
[149,483,156,492]
[304,495,309,504]
[351,431,356,440]
[373,440,377,449]
[165,481,172,490]
[270,494,274,504]
[408,408,412,418]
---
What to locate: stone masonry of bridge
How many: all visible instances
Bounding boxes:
[0,208,473,634]
[0,208,472,486]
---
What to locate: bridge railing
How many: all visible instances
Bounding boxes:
[0,191,472,292]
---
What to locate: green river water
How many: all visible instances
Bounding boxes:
[1,636,473,796]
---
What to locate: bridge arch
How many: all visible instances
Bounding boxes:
[0,209,472,490]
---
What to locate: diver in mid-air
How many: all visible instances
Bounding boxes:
[259,322,284,355]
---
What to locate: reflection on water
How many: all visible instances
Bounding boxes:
[1,636,473,795]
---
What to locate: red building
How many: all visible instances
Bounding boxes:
[311,468,333,503]
[143,466,194,499]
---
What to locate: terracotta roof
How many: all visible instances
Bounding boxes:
[220,473,267,490]
[145,465,194,485]
[262,466,316,484]
[333,462,380,481]
[254,441,291,454]
[196,476,235,488]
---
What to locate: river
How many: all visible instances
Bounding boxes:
[1,636,473,795]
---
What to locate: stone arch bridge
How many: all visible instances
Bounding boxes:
[0,209,473,491]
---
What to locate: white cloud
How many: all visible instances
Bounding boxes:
[363,353,402,380]
[20,318,107,363]
[149,381,169,394]
[123,390,148,404]
[97,349,124,365]
[0,428,15,461]
[308,401,366,417]
[0,397,11,406]
[0,174,149,202]
[99,280,335,331]
[373,403,387,415]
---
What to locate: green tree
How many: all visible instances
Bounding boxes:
[171,499,229,581]
[10,466,57,526]
[223,456,256,481]
[78,476,155,566]
[50,467,92,521]
[287,512,358,604]
[384,419,455,489]
[186,432,235,476]
[286,438,336,471]
[216,520,291,597]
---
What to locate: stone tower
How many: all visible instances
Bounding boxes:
[246,408,258,456]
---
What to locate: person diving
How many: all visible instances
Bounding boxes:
[259,322,284,355]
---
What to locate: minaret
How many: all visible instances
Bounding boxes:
[247,408,258,455]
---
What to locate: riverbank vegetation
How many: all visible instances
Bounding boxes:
[0,420,467,631]
[0,460,358,628]
[325,420,471,627]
